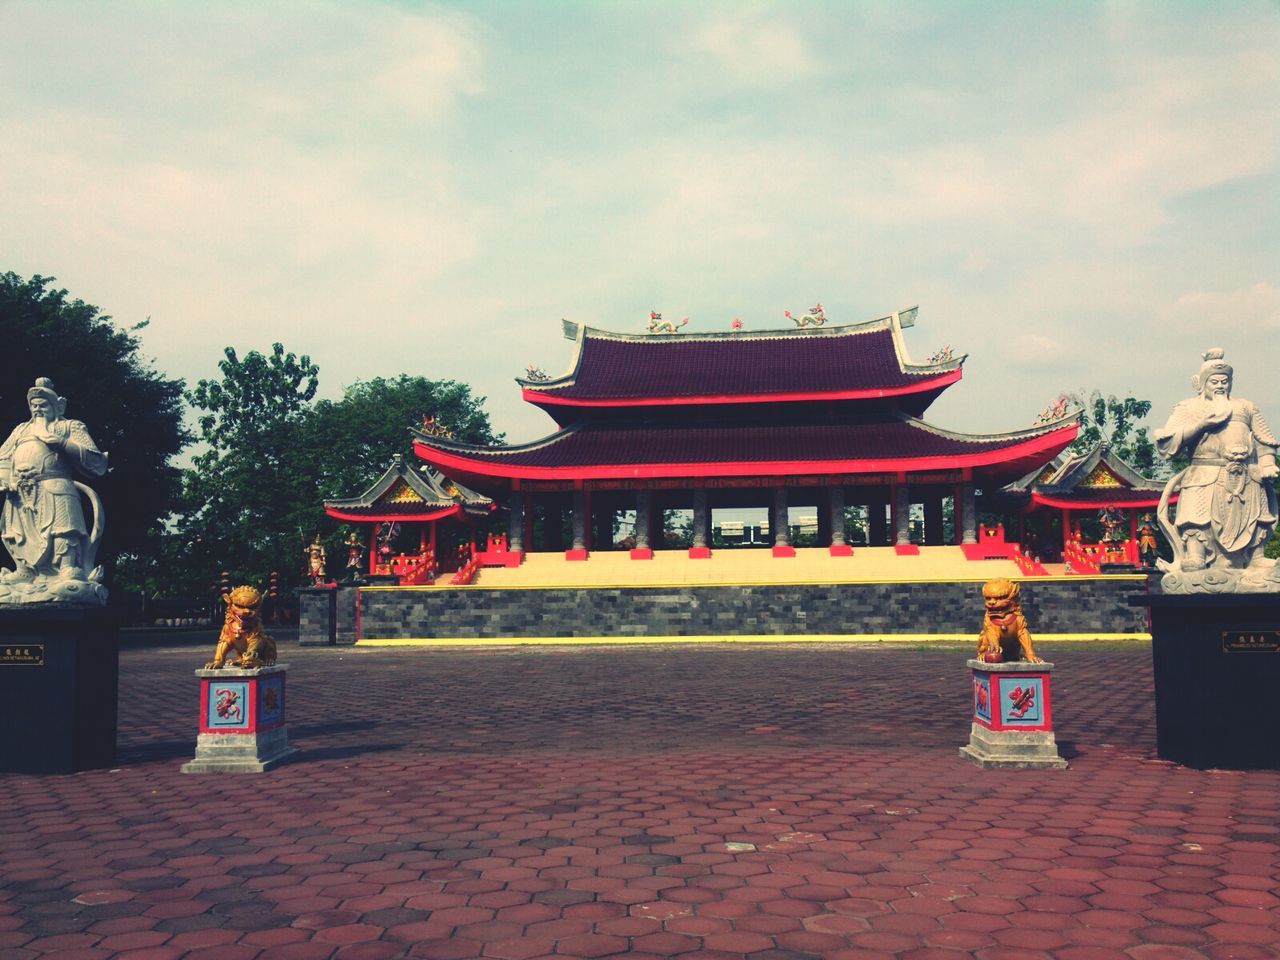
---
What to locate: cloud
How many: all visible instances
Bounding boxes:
[686,7,823,85]
[1161,282,1280,335]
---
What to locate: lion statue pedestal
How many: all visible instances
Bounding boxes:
[181,663,298,773]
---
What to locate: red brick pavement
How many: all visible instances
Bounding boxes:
[2,639,1278,960]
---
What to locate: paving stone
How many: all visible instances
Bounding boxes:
[3,641,1279,960]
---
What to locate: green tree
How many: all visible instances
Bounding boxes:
[307,375,502,503]
[181,343,320,589]
[181,358,503,592]
[0,273,188,591]
[1065,390,1159,476]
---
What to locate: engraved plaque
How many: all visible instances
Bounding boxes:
[0,644,45,666]
[1222,631,1280,654]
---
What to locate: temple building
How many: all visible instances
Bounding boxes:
[322,454,494,581]
[409,307,1079,562]
[993,442,1171,567]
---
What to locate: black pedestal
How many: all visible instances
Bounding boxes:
[0,606,119,773]
[1139,594,1280,770]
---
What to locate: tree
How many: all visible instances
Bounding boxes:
[0,273,188,591]
[1064,390,1159,476]
[180,358,503,593]
[306,375,502,503]
[180,343,320,590]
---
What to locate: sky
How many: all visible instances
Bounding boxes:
[3,0,1278,450]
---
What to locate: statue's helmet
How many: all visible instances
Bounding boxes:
[1192,348,1233,396]
[27,377,65,413]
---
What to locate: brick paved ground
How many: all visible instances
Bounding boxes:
[3,637,1279,960]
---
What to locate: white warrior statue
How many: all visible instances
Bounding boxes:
[1154,348,1279,593]
[0,377,109,604]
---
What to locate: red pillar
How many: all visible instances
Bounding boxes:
[1061,509,1070,557]
[367,525,377,575]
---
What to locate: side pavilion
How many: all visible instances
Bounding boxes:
[410,308,1079,562]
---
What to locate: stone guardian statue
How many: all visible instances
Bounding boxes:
[1154,349,1279,593]
[0,378,109,604]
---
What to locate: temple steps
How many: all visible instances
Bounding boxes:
[469,546,1022,589]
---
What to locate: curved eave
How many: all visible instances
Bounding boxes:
[519,367,963,411]
[413,422,1076,483]
[1030,491,1173,510]
[325,504,464,524]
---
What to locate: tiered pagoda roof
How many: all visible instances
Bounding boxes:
[414,419,1076,484]
[414,306,1079,493]
[520,308,962,423]
[324,455,494,523]
[1001,443,1168,509]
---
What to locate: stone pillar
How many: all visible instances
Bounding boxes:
[829,486,851,556]
[634,489,651,552]
[691,488,711,547]
[573,488,586,555]
[894,483,911,546]
[960,482,977,545]
[924,495,944,546]
[869,494,889,546]
[773,488,790,546]
[508,493,524,554]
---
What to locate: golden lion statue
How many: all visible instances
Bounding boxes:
[976,578,1042,663]
[205,585,278,669]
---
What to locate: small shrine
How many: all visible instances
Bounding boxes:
[994,443,1171,570]
[323,455,496,583]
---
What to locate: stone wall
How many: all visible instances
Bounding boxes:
[342,578,1149,642]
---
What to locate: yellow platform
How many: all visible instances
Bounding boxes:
[467,546,1021,589]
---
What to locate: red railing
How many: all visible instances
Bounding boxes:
[1010,546,1049,577]
[448,555,483,585]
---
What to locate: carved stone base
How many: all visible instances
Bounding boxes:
[960,660,1066,770]
[181,664,298,774]
[1159,563,1280,595]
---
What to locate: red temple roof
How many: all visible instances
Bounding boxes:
[324,455,494,523]
[1002,443,1170,510]
[413,417,1077,489]
[520,308,962,420]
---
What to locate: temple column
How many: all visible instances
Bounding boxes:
[568,489,586,557]
[1061,508,1070,558]
[691,489,709,557]
[633,488,651,558]
[868,494,889,546]
[508,493,524,554]
[773,487,793,556]
[367,525,378,575]
[924,495,944,546]
[959,482,977,545]
[893,483,911,546]
[829,486,849,555]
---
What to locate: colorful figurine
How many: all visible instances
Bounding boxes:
[343,530,365,581]
[1137,513,1158,568]
[305,533,326,584]
[976,578,1043,664]
[205,585,278,669]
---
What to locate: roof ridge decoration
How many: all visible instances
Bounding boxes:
[784,303,826,327]
[515,307,963,397]
[645,311,688,335]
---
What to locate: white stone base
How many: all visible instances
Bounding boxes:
[960,723,1067,769]
[181,725,298,773]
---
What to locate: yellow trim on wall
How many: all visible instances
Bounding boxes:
[358,574,1149,592]
[355,632,1150,648]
